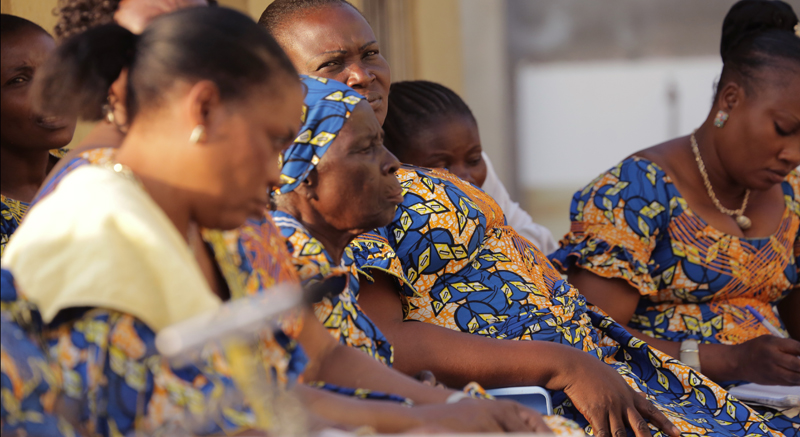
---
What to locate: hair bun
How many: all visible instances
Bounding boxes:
[721,0,798,61]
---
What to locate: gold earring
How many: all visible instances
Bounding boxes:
[189,125,206,144]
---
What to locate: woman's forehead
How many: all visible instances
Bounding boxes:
[282,4,376,52]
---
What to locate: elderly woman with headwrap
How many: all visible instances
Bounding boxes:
[271,76,584,436]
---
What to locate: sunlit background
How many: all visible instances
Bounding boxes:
[5,0,795,241]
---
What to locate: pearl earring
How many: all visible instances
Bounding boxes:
[189,125,206,144]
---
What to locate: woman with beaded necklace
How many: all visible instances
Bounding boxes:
[551,0,800,430]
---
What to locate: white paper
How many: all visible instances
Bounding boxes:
[728,383,800,408]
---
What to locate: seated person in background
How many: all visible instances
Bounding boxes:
[382,80,557,254]
[0,14,76,257]
[2,8,548,436]
[549,0,799,431]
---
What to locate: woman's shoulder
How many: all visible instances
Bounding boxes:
[576,155,673,201]
[783,169,800,200]
[784,169,800,219]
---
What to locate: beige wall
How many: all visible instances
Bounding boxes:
[408,0,463,95]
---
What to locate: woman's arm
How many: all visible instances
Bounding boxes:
[358,272,680,437]
[292,384,548,434]
[778,288,800,340]
[568,269,800,385]
[295,307,450,405]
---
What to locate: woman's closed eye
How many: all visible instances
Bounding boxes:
[774,121,798,137]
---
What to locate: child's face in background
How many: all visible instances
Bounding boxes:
[401,115,487,187]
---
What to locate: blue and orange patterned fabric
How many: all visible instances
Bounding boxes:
[0,148,308,436]
[550,157,799,346]
[272,211,394,366]
[550,157,800,432]
[1,270,78,437]
[351,165,794,436]
[277,75,362,194]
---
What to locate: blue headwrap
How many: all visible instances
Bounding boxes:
[277,75,363,194]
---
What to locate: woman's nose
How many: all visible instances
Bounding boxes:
[382,146,401,174]
[449,164,475,185]
[345,62,375,89]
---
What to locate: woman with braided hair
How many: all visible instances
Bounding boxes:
[551,0,800,431]
[382,80,558,254]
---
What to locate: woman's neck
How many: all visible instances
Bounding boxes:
[0,145,52,203]
[693,122,749,204]
[114,132,194,243]
[278,203,358,264]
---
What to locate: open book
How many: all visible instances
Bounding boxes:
[728,383,800,408]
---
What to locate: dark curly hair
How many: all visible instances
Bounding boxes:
[53,0,218,40]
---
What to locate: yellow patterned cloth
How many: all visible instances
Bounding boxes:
[273,211,394,365]
[351,165,793,436]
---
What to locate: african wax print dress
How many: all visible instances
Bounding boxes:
[272,214,584,436]
[272,210,394,365]
[350,165,792,436]
[550,157,800,432]
[1,270,79,437]
[0,149,308,436]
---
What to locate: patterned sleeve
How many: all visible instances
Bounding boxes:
[350,228,417,298]
[788,171,800,281]
[549,158,674,296]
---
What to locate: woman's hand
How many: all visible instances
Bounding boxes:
[410,398,551,433]
[552,352,680,437]
[114,0,208,34]
[730,335,800,385]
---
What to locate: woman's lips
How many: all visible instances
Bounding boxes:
[368,96,383,111]
[766,168,789,183]
[35,115,69,131]
[387,188,404,204]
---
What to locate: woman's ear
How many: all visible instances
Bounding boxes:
[186,80,222,141]
[717,80,743,112]
[108,68,129,126]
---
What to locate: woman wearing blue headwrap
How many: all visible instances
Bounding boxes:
[258,2,797,437]
[272,76,586,435]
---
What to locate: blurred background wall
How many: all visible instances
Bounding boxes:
[4,0,796,243]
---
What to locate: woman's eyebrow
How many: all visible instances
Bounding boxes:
[2,64,33,76]
[307,49,348,66]
[359,40,378,51]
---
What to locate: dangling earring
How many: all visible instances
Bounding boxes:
[189,125,206,144]
[714,110,729,128]
[102,104,116,124]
